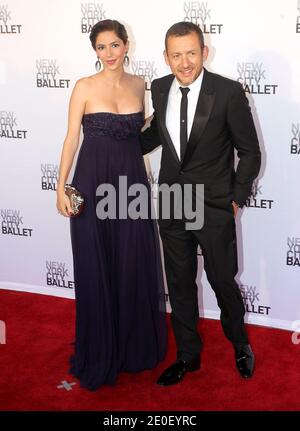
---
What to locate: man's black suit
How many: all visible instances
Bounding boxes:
[141,68,261,363]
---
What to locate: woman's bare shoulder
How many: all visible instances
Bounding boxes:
[74,75,97,88]
[129,73,144,84]
[126,73,145,92]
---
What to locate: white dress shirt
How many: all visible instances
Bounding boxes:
[166,69,204,160]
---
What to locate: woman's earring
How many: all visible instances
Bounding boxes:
[124,53,130,67]
[95,58,101,71]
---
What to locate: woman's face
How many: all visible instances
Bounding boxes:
[95,30,128,70]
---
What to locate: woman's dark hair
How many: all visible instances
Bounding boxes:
[89,19,128,50]
[165,21,204,51]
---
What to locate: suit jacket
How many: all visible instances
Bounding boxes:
[141,68,261,227]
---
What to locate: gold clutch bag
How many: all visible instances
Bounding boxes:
[64,184,85,216]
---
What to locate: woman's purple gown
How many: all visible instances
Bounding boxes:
[69,112,167,390]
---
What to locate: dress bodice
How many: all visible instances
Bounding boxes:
[82,112,144,139]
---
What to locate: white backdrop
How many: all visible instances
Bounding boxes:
[1,0,300,331]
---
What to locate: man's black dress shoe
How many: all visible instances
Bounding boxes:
[157,359,200,386]
[235,344,255,378]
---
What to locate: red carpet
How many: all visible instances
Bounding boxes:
[0,289,299,411]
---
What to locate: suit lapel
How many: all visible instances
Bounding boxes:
[182,69,215,167]
[155,70,216,167]
[156,75,181,164]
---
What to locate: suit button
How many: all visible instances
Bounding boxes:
[180,170,184,175]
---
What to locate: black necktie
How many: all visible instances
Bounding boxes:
[179,86,190,162]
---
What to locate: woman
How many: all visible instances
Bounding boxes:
[56,19,167,391]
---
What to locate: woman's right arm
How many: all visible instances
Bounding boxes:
[56,79,88,217]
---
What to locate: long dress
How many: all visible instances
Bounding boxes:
[69,111,167,390]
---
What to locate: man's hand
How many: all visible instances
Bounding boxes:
[232,201,240,217]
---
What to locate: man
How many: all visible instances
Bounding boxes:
[141,22,261,386]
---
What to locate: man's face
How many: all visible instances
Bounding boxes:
[164,32,208,86]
